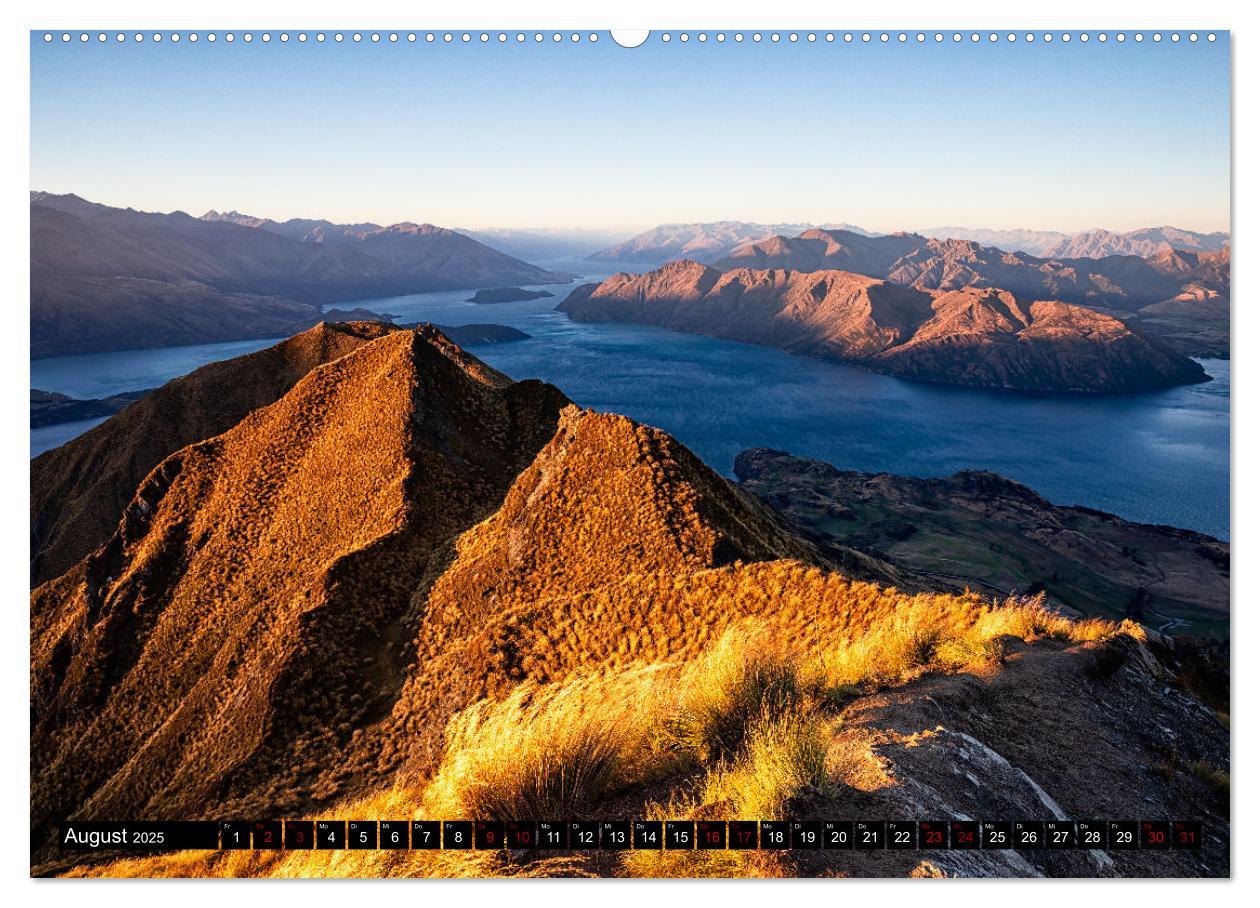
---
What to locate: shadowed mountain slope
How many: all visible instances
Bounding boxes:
[558,262,1206,393]
[31,193,570,357]
[734,447,1229,638]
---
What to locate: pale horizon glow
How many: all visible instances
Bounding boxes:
[30,33,1230,235]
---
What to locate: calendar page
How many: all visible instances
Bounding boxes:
[28,20,1230,881]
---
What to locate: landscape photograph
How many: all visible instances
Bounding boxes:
[28,27,1230,879]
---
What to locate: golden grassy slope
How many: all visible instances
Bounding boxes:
[72,597,1123,879]
[30,320,404,585]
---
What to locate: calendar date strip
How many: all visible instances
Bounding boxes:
[60,819,1203,852]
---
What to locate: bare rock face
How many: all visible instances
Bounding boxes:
[559,264,1208,393]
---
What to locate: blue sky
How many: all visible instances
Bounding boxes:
[30,31,1230,233]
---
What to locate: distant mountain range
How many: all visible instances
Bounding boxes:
[30,192,572,357]
[559,260,1207,393]
[1043,226,1231,259]
[715,228,1229,307]
[201,213,625,264]
[459,227,629,263]
[197,212,583,283]
[914,227,1072,256]
[706,228,1230,358]
[30,194,1230,363]
[586,221,875,265]
[588,221,1230,265]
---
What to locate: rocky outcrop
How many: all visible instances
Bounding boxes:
[811,631,1228,877]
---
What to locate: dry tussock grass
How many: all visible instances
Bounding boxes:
[428,596,1118,878]
[625,626,833,878]
[697,708,833,820]
[73,588,1122,879]
[423,666,675,820]
[807,594,1115,689]
[658,626,835,819]
[664,623,804,761]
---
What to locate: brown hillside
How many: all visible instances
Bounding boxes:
[31,326,570,853]
[559,261,929,357]
[31,192,572,357]
[559,266,1207,392]
[734,447,1229,637]
[31,321,401,586]
[716,229,1230,326]
[875,290,1206,392]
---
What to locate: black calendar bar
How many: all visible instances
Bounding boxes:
[58,819,1204,852]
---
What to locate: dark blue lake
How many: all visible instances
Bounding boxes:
[31,276,1230,540]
